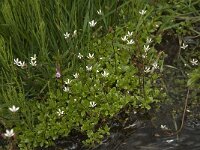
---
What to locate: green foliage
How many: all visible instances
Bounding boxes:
[188,67,200,88]
[0,0,199,149]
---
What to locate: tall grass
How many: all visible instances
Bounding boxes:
[0,0,131,99]
[0,0,123,59]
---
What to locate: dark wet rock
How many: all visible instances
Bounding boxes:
[92,120,200,150]
[155,31,179,65]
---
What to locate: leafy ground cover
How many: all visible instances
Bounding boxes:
[0,0,199,149]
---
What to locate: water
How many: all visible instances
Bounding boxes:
[49,114,200,150]
[92,119,200,150]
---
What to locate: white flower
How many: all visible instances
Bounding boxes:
[73,73,79,79]
[144,45,150,53]
[72,30,77,37]
[152,62,159,69]
[30,54,37,67]
[127,39,135,45]
[14,58,21,66]
[97,9,102,15]
[160,125,169,130]
[78,53,83,59]
[9,105,19,113]
[146,37,152,44]
[139,10,146,15]
[144,67,151,73]
[127,31,133,37]
[14,58,26,68]
[87,53,94,59]
[190,58,198,66]
[30,54,37,61]
[86,66,92,71]
[155,24,159,28]
[121,35,128,41]
[142,54,147,58]
[64,79,72,85]
[89,20,97,27]
[90,101,97,107]
[57,109,64,116]
[4,129,14,138]
[30,60,37,66]
[19,61,26,68]
[64,32,70,39]
[63,86,70,92]
[180,43,188,49]
[186,109,191,112]
[101,70,109,77]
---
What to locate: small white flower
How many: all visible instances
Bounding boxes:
[72,30,77,37]
[9,105,19,113]
[64,79,72,85]
[4,129,15,138]
[155,24,159,28]
[64,32,70,39]
[86,66,92,71]
[14,58,21,66]
[127,39,135,45]
[57,109,64,116]
[144,45,150,53]
[139,10,146,15]
[30,61,37,66]
[89,20,97,27]
[101,70,109,77]
[152,62,159,69]
[63,86,70,92]
[190,58,198,66]
[97,9,102,15]
[121,35,128,41]
[160,125,169,130]
[14,58,26,68]
[19,61,26,68]
[90,101,97,107]
[127,31,133,37]
[78,53,83,59]
[87,53,94,59]
[30,58,37,66]
[30,54,37,61]
[146,37,152,44]
[180,43,188,49]
[73,73,79,79]
[30,54,37,66]
[186,109,191,112]
[144,67,151,73]
[142,54,147,58]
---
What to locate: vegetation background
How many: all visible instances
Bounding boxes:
[0,0,199,149]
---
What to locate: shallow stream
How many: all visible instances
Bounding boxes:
[92,119,200,150]
[51,117,200,150]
